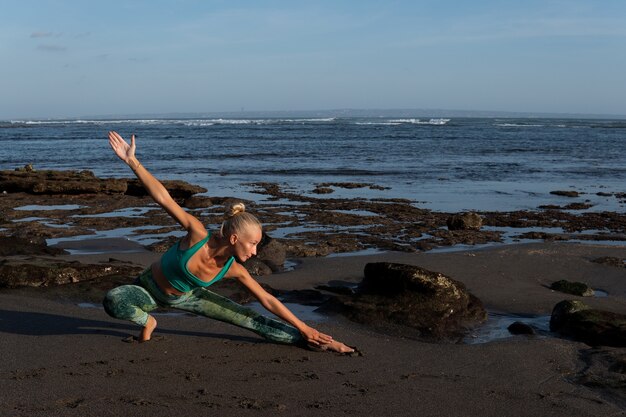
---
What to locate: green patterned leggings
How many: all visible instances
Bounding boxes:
[103,268,304,345]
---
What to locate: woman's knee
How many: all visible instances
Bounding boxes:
[103,286,127,318]
[102,285,151,320]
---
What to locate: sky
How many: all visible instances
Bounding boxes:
[1,0,625,119]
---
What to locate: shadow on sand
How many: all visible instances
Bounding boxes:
[0,308,268,345]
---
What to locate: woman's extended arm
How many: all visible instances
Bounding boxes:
[108,131,205,238]
[231,263,333,346]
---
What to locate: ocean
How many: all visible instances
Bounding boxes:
[2,116,626,213]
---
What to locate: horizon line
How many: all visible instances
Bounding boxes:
[4,107,626,121]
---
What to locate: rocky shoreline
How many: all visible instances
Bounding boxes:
[2,167,626,414]
[2,167,626,259]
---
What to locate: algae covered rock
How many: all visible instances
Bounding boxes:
[550,280,595,297]
[328,262,487,340]
[0,257,143,288]
[550,300,626,347]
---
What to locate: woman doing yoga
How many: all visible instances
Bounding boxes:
[103,131,354,353]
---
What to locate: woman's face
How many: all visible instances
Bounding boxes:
[230,225,262,262]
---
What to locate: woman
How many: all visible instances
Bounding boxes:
[103,131,354,353]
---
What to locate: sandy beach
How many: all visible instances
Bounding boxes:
[2,241,625,416]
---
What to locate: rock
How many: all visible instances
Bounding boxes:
[0,168,205,197]
[126,179,206,199]
[0,258,143,288]
[550,190,580,198]
[242,258,273,276]
[327,262,486,340]
[0,236,66,256]
[550,280,595,297]
[591,257,625,268]
[256,233,286,269]
[182,196,212,209]
[283,241,331,257]
[507,321,536,335]
[16,164,35,172]
[240,233,287,276]
[550,300,626,347]
[446,212,482,231]
[1,169,128,194]
[312,187,334,194]
[146,236,180,253]
[563,203,594,210]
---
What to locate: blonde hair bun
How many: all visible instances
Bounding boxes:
[220,202,262,237]
[225,202,246,219]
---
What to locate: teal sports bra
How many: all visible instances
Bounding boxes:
[160,231,235,293]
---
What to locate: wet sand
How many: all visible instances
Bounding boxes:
[1,242,626,416]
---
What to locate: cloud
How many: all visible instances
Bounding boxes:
[30,31,63,38]
[37,44,67,52]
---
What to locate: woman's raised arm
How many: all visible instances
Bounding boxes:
[108,131,205,238]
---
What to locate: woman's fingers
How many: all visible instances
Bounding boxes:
[318,333,333,343]
[306,329,333,345]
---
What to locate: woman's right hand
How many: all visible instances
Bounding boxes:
[108,131,136,164]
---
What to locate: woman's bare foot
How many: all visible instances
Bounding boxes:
[139,315,157,342]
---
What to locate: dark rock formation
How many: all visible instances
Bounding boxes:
[0,168,127,194]
[326,262,486,340]
[550,300,626,347]
[550,190,580,198]
[126,179,206,199]
[446,212,483,231]
[0,257,143,288]
[242,233,287,275]
[182,196,213,209]
[550,280,595,297]
[592,257,625,268]
[242,258,273,276]
[312,186,334,194]
[0,167,206,198]
[256,233,286,269]
[0,236,66,256]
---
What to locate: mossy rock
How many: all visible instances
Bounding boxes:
[550,279,594,297]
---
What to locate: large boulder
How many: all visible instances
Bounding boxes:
[256,233,286,269]
[550,300,626,347]
[327,262,487,339]
[242,233,287,275]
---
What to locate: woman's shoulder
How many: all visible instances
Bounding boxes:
[225,259,248,278]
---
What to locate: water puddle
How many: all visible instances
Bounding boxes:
[594,289,608,297]
[464,312,551,344]
[71,207,157,218]
[47,226,185,254]
[245,301,327,323]
[327,247,386,258]
[15,204,83,211]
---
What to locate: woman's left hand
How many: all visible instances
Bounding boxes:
[108,131,136,164]
[300,325,333,346]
